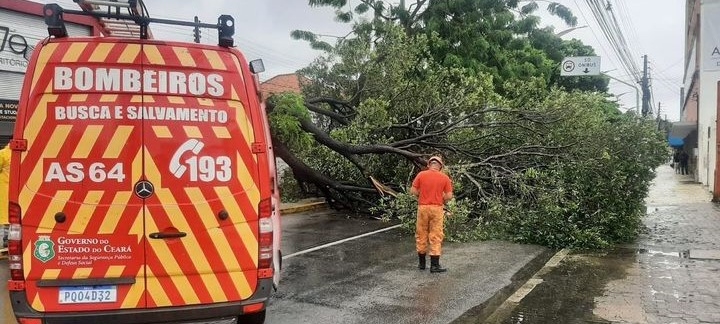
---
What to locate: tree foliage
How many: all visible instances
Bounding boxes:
[270,0,667,249]
[293,0,608,93]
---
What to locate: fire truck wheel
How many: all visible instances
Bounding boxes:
[241,310,266,324]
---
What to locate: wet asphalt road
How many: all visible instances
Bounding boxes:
[0,209,549,324]
[269,210,549,324]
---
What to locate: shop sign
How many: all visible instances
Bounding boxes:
[0,99,18,121]
[0,25,35,73]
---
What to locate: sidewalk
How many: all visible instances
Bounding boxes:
[592,165,720,323]
[279,197,327,215]
[485,165,720,323]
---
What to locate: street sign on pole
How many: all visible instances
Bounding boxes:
[560,56,601,76]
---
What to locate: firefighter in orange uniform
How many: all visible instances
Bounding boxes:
[0,141,10,249]
[410,156,453,273]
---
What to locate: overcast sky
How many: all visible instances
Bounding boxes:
[47,0,686,120]
[543,0,685,121]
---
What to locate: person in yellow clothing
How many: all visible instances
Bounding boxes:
[410,155,453,273]
[0,140,10,249]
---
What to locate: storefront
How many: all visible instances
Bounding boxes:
[0,0,99,146]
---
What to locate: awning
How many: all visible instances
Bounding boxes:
[669,121,697,139]
[668,137,684,147]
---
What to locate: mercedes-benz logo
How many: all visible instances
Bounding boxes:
[134,180,155,199]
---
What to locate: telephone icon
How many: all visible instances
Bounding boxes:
[170,139,204,178]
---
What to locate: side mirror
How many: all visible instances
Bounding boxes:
[249,59,265,74]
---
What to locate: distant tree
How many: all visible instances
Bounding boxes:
[297,0,607,93]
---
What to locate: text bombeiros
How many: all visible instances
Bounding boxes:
[53,66,226,97]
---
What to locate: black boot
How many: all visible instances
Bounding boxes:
[418,253,426,270]
[430,256,447,273]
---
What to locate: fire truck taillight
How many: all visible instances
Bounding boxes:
[9,201,21,224]
[258,197,271,218]
[258,198,273,275]
[9,225,23,281]
[8,202,24,282]
[8,227,21,253]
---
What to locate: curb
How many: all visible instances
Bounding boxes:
[472,248,571,323]
[280,202,327,215]
[451,248,562,324]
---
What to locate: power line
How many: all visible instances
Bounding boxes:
[584,0,641,83]
[654,58,684,76]
[604,2,641,74]
[150,21,312,71]
[42,0,314,71]
[588,4,636,81]
[611,0,642,56]
[649,61,681,86]
[647,62,682,96]
[571,0,623,77]
[650,75,680,95]
[147,25,309,71]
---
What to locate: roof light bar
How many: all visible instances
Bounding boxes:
[45,3,235,46]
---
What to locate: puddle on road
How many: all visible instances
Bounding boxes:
[485,248,638,324]
[637,248,683,258]
[645,205,677,214]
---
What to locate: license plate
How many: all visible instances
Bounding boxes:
[58,285,117,304]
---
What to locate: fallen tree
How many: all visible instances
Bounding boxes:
[268,2,668,248]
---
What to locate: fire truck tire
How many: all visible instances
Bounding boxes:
[241,310,266,324]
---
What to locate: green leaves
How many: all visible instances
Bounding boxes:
[334,10,353,23]
[308,0,347,8]
[277,0,666,249]
[520,2,539,14]
[290,29,316,42]
[355,3,370,14]
[378,89,666,249]
[482,91,666,248]
[290,30,333,52]
[267,93,314,150]
[547,2,578,27]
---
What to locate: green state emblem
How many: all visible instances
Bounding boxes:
[34,236,56,263]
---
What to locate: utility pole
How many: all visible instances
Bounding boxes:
[193,16,200,43]
[641,55,651,117]
[656,102,662,129]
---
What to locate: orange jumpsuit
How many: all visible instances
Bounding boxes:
[412,169,452,256]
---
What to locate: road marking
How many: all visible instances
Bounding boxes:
[507,278,544,303]
[503,249,571,303]
[483,248,570,322]
[282,224,402,260]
